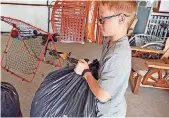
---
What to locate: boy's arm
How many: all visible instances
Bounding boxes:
[84,72,111,103]
[74,59,111,103]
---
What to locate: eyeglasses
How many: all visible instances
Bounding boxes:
[98,13,130,24]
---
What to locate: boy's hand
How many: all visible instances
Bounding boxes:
[74,59,90,75]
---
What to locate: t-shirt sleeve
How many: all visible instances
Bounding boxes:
[98,52,130,99]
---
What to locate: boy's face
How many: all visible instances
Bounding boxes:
[99,4,122,36]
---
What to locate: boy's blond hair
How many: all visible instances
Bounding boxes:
[101,1,137,28]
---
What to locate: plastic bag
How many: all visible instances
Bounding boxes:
[1,82,22,117]
[30,60,99,117]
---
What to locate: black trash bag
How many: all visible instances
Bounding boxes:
[90,59,99,80]
[1,82,22,117]
[30,60,99,117]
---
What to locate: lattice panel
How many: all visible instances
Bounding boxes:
[51,1,88,43]
[60,16,85,43]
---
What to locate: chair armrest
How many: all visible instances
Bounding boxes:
[162,58,169,64]
[131,46,165,54]
[146,60,169,70]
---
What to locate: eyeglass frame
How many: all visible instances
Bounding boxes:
[98,13,130,24]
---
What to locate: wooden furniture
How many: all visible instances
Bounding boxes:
[130,38,169,94]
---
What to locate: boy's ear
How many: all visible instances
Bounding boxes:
[118,14,125,24]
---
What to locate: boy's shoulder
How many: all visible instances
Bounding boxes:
[106,36,131,59]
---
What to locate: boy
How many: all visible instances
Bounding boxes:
[74,1,137,117]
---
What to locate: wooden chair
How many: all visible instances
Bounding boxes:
[130,38,169,94]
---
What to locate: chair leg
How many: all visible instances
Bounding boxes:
[130,71,134,79]
[129,71,135,92]
[133,75,142,95]
[129,71,142,95]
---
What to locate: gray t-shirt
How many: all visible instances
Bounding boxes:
[97,36,131,117]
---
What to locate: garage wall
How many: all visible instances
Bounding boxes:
[133,0,155,34]
[1,0,54,33]
[133,6,151,34]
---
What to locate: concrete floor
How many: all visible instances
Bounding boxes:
[1,35,169,117]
